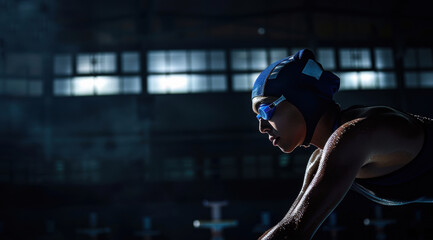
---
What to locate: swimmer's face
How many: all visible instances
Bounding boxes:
[252,96,306,153]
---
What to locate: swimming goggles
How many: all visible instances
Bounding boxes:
[256,95,286,120]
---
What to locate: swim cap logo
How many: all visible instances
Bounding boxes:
[302,59,323,80]
[268,59,290,80]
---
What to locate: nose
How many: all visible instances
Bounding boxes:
[259,118,271,133]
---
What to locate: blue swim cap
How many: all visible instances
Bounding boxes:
[251,49,340,146]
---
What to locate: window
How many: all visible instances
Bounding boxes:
[403,48,433,88]
[337,71,396,90]
[339,48,372,69]
[231,48,288,92]
[317,48,336,70]
[53,52,142,96]
[76,53,116,74]
[147,50,227,94]
[0,53,44,96]
[242,155,273,179]
[162,157,195,181]
[374,48,394,69]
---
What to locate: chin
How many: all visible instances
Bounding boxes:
[278,144,296,153]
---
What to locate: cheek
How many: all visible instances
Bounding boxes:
[272,110,306,147]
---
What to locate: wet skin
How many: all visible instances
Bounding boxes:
[252,96,425,239]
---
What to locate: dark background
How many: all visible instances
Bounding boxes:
[1,0,433,239]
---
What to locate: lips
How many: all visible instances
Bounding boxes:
[269,136,279,146]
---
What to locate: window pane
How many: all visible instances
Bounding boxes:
[420,71,433,87]
[289,48,304,55]
[270,48,288,62]
[72,77,94,95]
[168,74,189,93]
[77,53,116,74]
[404,72,418,88]
[147,74,189,94]
[418,48,433,68]
[168,50,187,72]
[359,71,376,89]
[190,74,208,92]
[338,72,359,90]
[243,156,256,179]
[250,49,267,70]
[403,49,417,68]
[54,55,72,75]
[377,72,397,89]
[147,75,166,93]
[54,79,71,96]
[95,76,120,95]
[210,74,226,91]
[6,53,43,76]
[232,74,249,91]
[317,48,336,70]
[231,50,248,70]
[98,53,116,73]
[210,50,226,70]
[122,52,140,73]
[28,80,43,96]
[5,79,27,95]
[220,157,236,179]
[374,48,394,69]
[190,51,207,71]
[339,48,372,69]
[147,51,167,73]
[250,72,260,88]
[122,76,141,94]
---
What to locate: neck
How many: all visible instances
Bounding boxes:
[310,104,341,149]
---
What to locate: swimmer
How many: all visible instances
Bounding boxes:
[251,49,433,240]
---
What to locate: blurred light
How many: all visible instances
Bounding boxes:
[169,74,189,93]
[147,51,167,73]
[317,48,336,70]
[250,49,267,70]
[190,74,208,92]
[269,48,288,62]
[339,48,372,69]
[94,76,120,95]
[338,72,359,90]
[359,71,376,89]
[374,48,394,69]
[122,52,140,73]
[231,50,248,70]
[209,50,226,70]
[190,51,207,71]
[28,80,43,96]
[210,75,226,92]
[364,218,371,226]
[420,72,433,87]
[54,78,71,96]
[257,27,266,35]
[77,53,116,74]
[122,76,141,94]
[193,220,201,228]
[169,50,188,72]
[54,55,72,75]
[73,77,94,96]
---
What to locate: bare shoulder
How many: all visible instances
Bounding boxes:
[325,106,425,177]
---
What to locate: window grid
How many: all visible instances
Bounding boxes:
[53,51,142,96]
[0,53,44,97]
[146,49,227,94]
[403,48,433,88]
[230,48,289,92]
[6,46,429,98]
